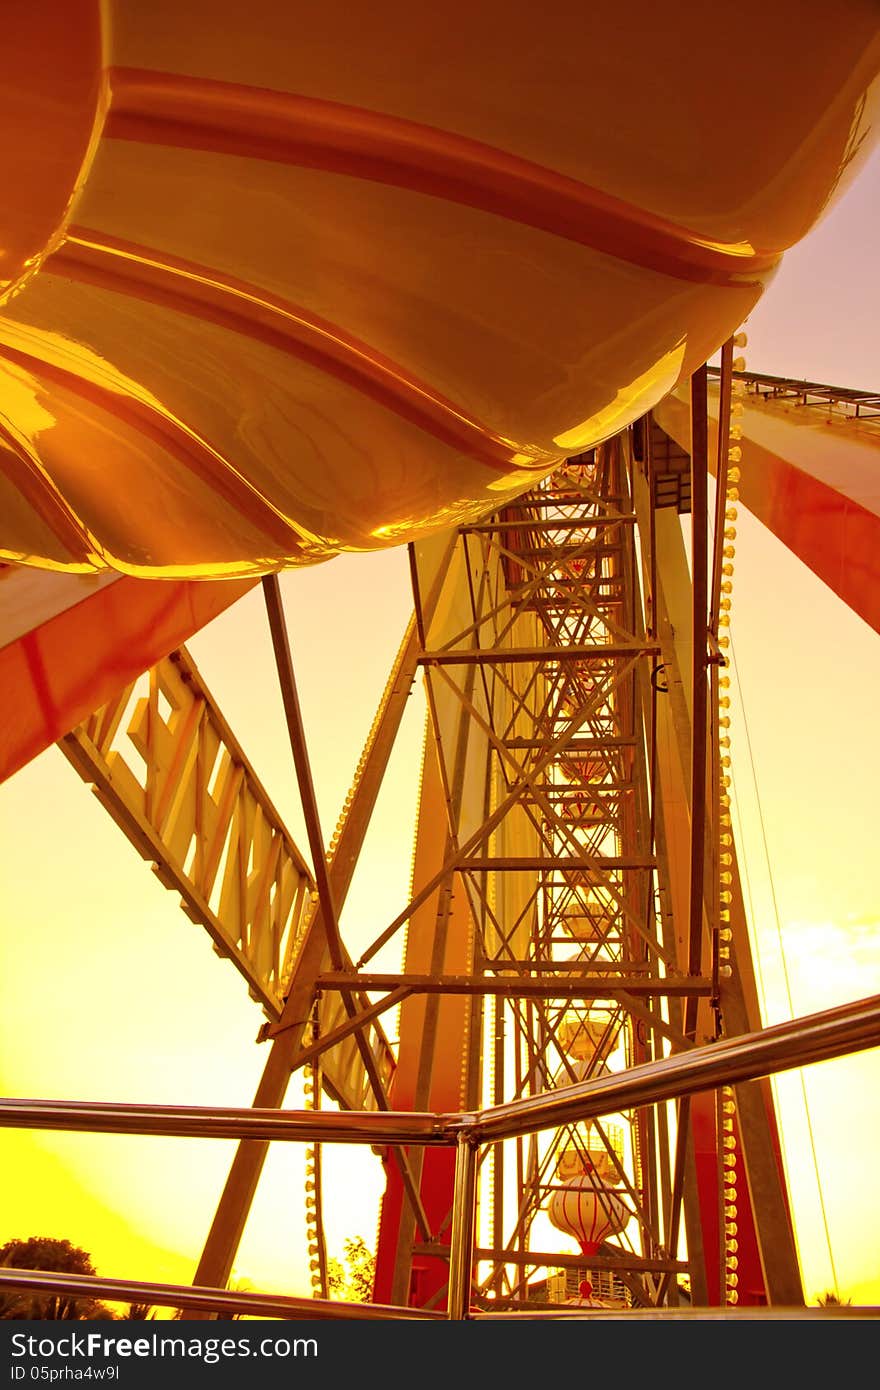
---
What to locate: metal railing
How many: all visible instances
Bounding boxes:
[2,990,878,1319]
[707,366,880,425]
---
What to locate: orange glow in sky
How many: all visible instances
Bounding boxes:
[1,151,879,1311]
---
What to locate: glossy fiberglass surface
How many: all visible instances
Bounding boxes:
[2,0,879,578]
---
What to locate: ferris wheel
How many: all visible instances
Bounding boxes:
[1,0,879,1322]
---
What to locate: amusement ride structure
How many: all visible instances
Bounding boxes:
[1,1,879,1318]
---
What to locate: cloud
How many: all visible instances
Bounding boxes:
[753,918,880,1020]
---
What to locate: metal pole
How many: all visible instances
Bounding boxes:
[5,998,877,1151]
[0,1097,449,1145]
[262,575,433,1243]
[418,641,660,664]
[709,340,735,631]
[448,1134,479,1319]
[709,339,734,1020]
[687,364,709,1039]
[262,575,346,973]
[464,990,880,1142]
[0,1269,442,1321]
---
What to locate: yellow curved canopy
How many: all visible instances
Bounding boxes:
[2,0,879,578]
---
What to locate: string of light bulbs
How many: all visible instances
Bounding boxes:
[716,332,747,1304]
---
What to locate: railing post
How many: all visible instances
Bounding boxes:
[448,1132,478,1319]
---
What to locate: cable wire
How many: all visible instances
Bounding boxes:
[729,637,840,1299]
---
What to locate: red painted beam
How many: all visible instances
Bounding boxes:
[0,566,257,782]
[654,387,880,633]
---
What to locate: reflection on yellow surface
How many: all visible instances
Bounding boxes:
[689,237,758,259]
[553,339,687,451]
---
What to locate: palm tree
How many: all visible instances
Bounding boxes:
[120,1301,157,1320]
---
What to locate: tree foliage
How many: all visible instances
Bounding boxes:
[326,1237,375,1303]
[0,1237,116,1321]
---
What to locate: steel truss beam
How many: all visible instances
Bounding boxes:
[373,443,685,1309]
[60,648,314,1021]
[318,972,711,998]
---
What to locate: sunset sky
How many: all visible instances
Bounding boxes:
[1,147,878,1310]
